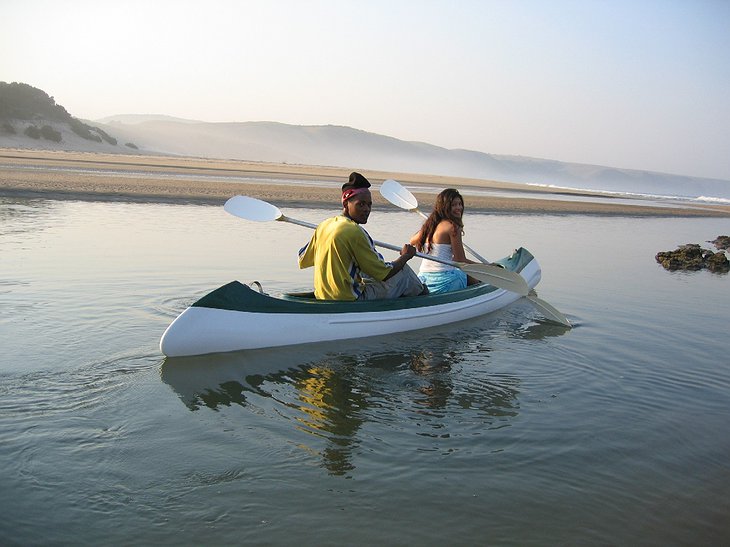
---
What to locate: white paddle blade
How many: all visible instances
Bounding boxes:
[224,195,283,222]
[380,179,419,211]
[527,291,572,327]
[458,263,530,295]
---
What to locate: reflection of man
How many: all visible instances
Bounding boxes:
[298,172,427,300]
[295,365,364,476]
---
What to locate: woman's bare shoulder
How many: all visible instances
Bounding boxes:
[432,219,458,242]
[437,219,458,233]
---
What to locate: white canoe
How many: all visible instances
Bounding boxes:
[160,247,541,357]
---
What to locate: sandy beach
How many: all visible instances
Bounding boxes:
[1,148,729,217]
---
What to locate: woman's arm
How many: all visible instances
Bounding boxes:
[448,225,474,263]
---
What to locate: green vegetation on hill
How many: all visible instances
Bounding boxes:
[0,81,71,121]
[0,81,130,147]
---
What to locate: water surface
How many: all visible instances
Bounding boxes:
[1,198,728,545]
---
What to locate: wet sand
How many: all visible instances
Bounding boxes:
[1,148,729,217]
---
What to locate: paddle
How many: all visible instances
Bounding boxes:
[379,179,572,327]
[223,195,530,295]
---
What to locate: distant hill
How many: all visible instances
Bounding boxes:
[0,82,137,152]
[1,82,729,199]
[94,117,730,199]
[96,114,202,125]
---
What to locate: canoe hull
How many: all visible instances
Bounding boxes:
[161,248,540,357]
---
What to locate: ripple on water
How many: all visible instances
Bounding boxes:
[0,353,162,522]
[142,294,197,322]
[0,352,159,418]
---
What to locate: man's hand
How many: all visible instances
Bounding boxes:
[400,243,417,260]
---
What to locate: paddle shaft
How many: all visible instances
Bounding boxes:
[222,194,528,295]
[280,214,486,270]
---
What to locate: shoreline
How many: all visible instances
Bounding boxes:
[2,148,729,217]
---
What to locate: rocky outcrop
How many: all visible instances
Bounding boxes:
[708,235,730,251]
[656,243,729,273]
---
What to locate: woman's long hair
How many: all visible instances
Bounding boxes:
[414,189,465,253]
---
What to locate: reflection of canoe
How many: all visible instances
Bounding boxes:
[160,247,540,357]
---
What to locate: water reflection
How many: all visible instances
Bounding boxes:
[512,318,575,339]
[0,197,55,237]
[287,363,366,475]
[161,321,566,476]
[410,349,455,410]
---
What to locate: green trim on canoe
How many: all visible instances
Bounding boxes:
[193,247,534,314]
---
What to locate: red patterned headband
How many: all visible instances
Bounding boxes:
[342,187,370,204]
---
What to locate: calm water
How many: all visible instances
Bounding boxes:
[1,197,729,546]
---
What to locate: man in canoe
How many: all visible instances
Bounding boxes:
[298,172,428,300]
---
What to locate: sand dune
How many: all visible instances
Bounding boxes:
[1,149,728,217]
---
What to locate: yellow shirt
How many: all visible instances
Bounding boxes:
[298,215,392,300]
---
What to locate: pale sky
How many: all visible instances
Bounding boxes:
[2,0,729,180]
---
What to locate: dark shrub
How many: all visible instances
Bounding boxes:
[69,118,91,138]
[41,125,62,142]
[69,118,102,142]
[24,125,41,139]
[95,126,117,145]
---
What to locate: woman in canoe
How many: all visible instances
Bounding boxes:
[410,188,481,294]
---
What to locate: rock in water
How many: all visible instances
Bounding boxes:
[708,235,730,251]
[655,243,729,273]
